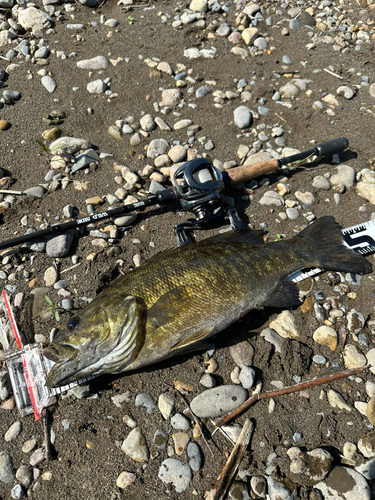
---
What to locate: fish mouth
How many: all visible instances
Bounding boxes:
[43,343,77,363]
[44,344,83,388]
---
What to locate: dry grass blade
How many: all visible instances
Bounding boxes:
[205,419,254,500]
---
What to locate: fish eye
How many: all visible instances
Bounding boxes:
[67,317,80,330]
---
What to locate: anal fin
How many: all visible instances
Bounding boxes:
[265,280,303,308]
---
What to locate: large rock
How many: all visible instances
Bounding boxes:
[49,137,92,154]
[356,182,375,205]
[18,7,53,30]
[190,385,248,418]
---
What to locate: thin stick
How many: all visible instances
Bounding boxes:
[273,70,300,75]
[206,419,253,500]
[60,262,81,274]
[0,190,23,195]
[44,409,53,460]
[324,68,343,80]
[162,382,213,456]
[215,365,369,427]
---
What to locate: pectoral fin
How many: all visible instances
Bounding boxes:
[171,326,214,351]
[147,286,193,329]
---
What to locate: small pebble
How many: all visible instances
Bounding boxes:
[121,427,149,462]
[5,421,22,442]
[135,393,155,414]
[187,442,202,471]
[170,413,190,431]
[158,459,192,493]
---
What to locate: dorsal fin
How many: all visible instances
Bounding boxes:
[205,229,265,245]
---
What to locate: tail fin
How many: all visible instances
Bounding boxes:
[297,216,372,275]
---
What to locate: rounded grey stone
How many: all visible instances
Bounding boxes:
[355,457,375,480]
[313,355,326,365]
[229,341,254,368]
[104,18,119,27]
[330,165,355,189]
[254,37,268,50]
[286,207,299,220]
[258,106,269,116]
[147,138,169,158]
[46,230,74,257]
[267,477,292,499]
[217,23,231,36]
[190,385,248,418]
[34,47,49,58]
[239,366,255,389]
[158,459,192,493]
[199,373,216,388]
[5,421,22,442]
[3,90,21,101]
[187,442,202,471]
[59,299,73,311]
[29,448,45,467]
[113,213,137,227]
[0,451,16,483]
[23,186,47,198]
[16,465,32,488]
[196,85,211,98]
[289,19,300,29]
[6,50,17,60]
[233,106,252,129]
[170,413,190,431]
[140,114,155,132]
[87,79,107,94]
[313,176,331,190]
[135,393,155,414]
[41,76,57,93]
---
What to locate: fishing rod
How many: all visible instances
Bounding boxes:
[0,137,349,251]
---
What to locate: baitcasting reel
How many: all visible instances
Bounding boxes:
[171,158,244,246]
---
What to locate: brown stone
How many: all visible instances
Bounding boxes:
[0,120,10,130]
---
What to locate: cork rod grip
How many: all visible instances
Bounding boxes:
[226,158,279,186]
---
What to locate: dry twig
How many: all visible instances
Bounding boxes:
[206,419,254,500]
[0,190,23,195]
[215,365,370,427]
[324,68,343,79]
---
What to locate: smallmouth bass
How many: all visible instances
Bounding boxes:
[44,216,371,387]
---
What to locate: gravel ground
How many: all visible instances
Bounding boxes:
[1,0,375,499]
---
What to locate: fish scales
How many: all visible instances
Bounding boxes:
[44,216,371,387]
